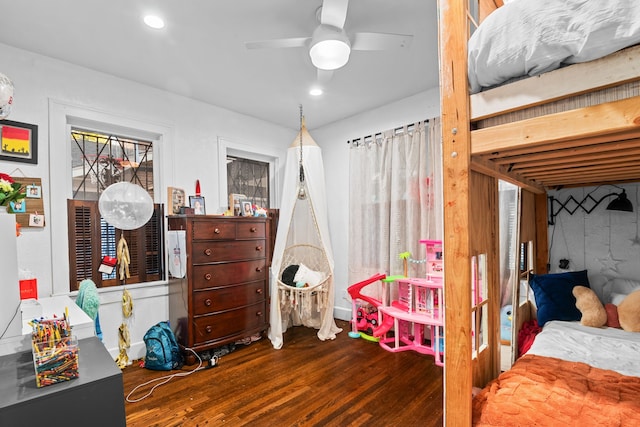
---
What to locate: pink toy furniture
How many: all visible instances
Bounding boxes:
[375,240,444,366]
[347,273,385,340]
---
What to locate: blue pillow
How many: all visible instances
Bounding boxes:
[529,270,590,327]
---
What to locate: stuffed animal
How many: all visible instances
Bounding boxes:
[500,304,513,342]
[617,289,640,332]
[572,285,607,327]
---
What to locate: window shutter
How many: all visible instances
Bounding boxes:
[68,200,164,289]
[67,200,101,291]
[144,205,164,280]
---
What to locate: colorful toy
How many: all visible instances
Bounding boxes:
[347,240,445,367]
[500,304,513,342]
[354,305,380,342]
[347,273,385,339]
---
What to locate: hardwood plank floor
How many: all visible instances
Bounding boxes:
[122,320,443,426]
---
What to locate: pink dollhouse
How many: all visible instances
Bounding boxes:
[347,240,444,366]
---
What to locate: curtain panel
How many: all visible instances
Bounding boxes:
[348,118,442,298]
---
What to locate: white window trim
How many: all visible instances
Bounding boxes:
[217,136,281,211]
[48,99,172,296]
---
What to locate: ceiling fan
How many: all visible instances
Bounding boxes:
[244,0,413,82]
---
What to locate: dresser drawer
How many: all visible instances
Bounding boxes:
[192,260,267,290]
[192,240,266,264]
[192,220,236,240]
[193,301,267,345]
[193,281,266,315]
[236,221,266,239]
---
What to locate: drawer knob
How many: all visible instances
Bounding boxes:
[214,228,221,234]
[205,273,212,281]
[204,248,212,256]
[204,298,212,306]
[205,325,212,333]
[256,311,262,317]
[255,245,262,252]
[255,267,263,272]
[250,227,257,233]
[256,288,263,294]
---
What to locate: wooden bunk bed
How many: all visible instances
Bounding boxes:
[438,0,640,425]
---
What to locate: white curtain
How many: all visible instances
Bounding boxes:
[348,119,443,297]
[499,181,520,308]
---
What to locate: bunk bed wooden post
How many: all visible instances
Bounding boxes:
[439,0,505,424]
[438,0,473,424]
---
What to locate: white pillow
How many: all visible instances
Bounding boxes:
[588,274,612,304]
[611,292,628,306]
[293,263,325,287]
[609,278,640,297]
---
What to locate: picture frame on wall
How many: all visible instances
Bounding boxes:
[241,200,253,217]
[26,184,41,198]
[189,196,206,215]
[0,120,38,164]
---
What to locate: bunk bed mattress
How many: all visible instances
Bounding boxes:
[472,321,640,426]
[526,320,640,377]
[468,0,640,94]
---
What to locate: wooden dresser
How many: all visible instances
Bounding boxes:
[168,215,270,363]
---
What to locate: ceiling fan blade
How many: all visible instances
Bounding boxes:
[317,69,334,84]
[320,0,349,29]
[351,32,414,51]
[245,37,310,50]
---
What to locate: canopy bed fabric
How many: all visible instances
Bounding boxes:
[267,124,342,349]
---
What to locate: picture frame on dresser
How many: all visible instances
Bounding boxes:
[167,186,186,215]
[241,200,253,217]
[189,196,206,215]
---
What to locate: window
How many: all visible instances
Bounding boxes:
[67,129,163,290]
[227,155,270,208]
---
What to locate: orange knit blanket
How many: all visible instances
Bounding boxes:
[472,354,640,426]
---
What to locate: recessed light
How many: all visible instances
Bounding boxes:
[309,88,323,96]
[144,15,165,29]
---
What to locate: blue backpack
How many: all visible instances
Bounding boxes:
[143,321,183,370]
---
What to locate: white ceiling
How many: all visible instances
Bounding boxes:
[0,0,439,130]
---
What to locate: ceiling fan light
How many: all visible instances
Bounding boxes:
[309,25,351,71]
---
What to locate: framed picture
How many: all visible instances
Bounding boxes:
[241,200,253,217]
[189,196,206,215]
[167,186,186,215]
[9,199,26,213]
[228,193,246,216]
[26,184,41,198]
[0,120,38,164]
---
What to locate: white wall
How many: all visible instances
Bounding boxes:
[313,88,441,320]
[547,183,640,282]
[0,42,294,359]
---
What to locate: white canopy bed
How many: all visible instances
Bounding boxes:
[268,120,342,349]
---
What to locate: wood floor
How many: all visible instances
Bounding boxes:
[122,320,443,426]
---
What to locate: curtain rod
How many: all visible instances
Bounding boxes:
[347,119,429,145]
